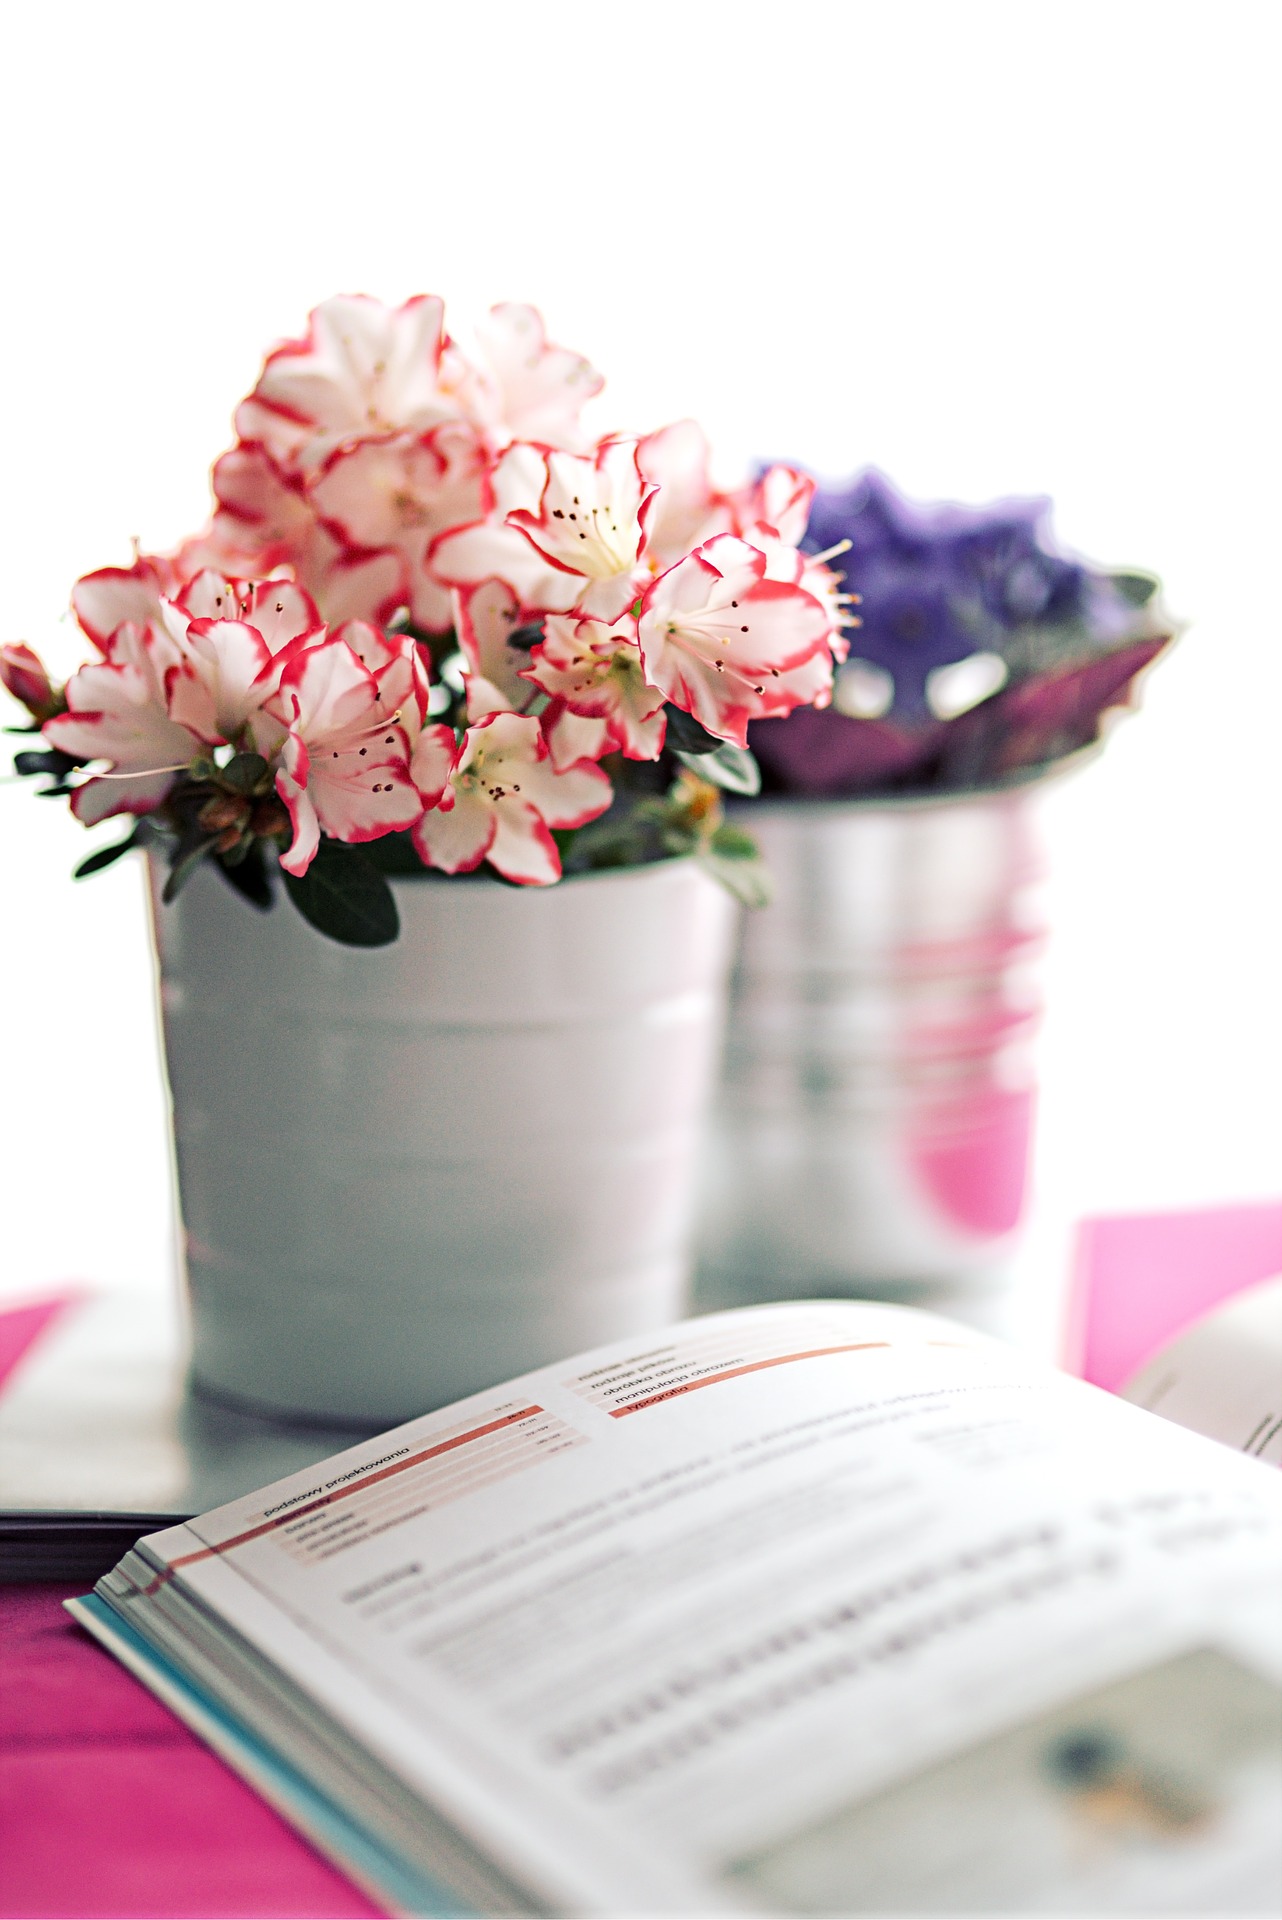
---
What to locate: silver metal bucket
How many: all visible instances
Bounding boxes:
[696,793,1046,1305]
[150,857,737,1427]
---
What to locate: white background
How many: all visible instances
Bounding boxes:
[1,1,1278,1322]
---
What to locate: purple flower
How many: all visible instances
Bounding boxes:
[750,469,1175,797]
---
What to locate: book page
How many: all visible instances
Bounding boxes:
[107,1301,1282,1916]
[1121,1273,1282,1464]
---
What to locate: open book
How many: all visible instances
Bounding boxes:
[72,1300,1282,1917]
[1120,1273,1282,1465]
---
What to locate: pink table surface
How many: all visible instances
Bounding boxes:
[0,1295,384,1919]
[0,1581,384,1920]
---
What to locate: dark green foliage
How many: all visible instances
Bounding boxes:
[663,705,723,753]
[213,843,275,910]
[362,830,430,877]
[674,741,761,794]
[73,829,143,878]
[282,840,400,947]
[162,833,221,904]
[507,623,545,651]
[220,752,270,795]
[1108,571,1159,608]
[14,747,83,783]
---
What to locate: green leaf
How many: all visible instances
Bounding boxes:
[283,839,400,946]
[664,705,723,754]
[709,821,760,860]
[162,835,220,904]
[221,751,269,795]
[675,742,761,795]
[1109,571,1159,608]
[14,747,80,779]
[660,825,699,858]
[363,830,430,877]
[74,829,141,878]
[698,848,772,909]
[214,844,275,911]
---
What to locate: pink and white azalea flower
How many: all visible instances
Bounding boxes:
[235,294,456,476]
[412,710,610,885]
[72,555,179,651]
[453,576,541,719]
[311,424,487,634]
[164,572,324,651]
[726,463,815,548]
[329,619,455,807]
[728,525,855,665]
[540,702,613,769]
[450,303,603,452]
[637,533,834,748]
[431,440,654,622]
[210,441,408,627]
[43,623,205,825]
[335,619,427,718]
[165,596,312,743]
[167,618,279,748]
[264,638,422,875]
[1,643,57,718]
[427,441,586,616]
[525,613,667,761]
[636,420,732,568]
[505,439,654,622]
[92,576,324,751]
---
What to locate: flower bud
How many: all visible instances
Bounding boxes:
[1,644,59,720]
[673,770,721,825]
[198,792,250,833]
[250,797,290,839]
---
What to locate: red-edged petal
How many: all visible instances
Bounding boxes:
[637,536,833,747]
[72,561,168,650]
[636,419,731,565]
[729,465,816,546]
[525,613,665,759]
[244,581,324,652]
[46,657,202,772]
[276,734,320,876]
[311,541,409,628]
[541,700,614,770]
[454,576,540,712]
[70,770,177,826]
[487,802,563,885]
[178,617,277,741]
[412,790,494,874]
[241,294,451,473]
[472,303,604,448]
[409,723,457,806]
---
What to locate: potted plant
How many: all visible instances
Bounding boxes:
[697,468,1177,1304]
[3,295,850,1426]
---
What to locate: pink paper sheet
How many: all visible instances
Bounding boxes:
[1065,1199,1282,1393]
[0,1583,384,1920]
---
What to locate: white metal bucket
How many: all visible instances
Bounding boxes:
[150,858,737,1426]
[697,794,1046,1302]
